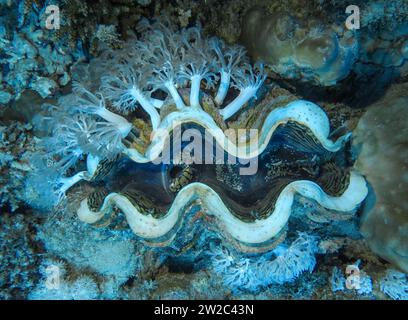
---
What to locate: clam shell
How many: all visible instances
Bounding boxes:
[78,172,367,249]
[77,99,368,251]
[123,100,351,163]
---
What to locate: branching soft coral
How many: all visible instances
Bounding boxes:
[101,64,161,129]
[210,38,248,106]
[211,233,319,292]
[178,27,218,108]
[50,114,96,171]
[48,112,123,167]
[219,62,266,120]
[136,20,186,110]
[30,17,269,207]
[71,83,132,138]
[33,95,128,204]
[103,17,266,122]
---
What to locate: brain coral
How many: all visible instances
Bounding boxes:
[354,82,408,273]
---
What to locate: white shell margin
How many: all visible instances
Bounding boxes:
[77,171,368,245]
[123,100,351,163]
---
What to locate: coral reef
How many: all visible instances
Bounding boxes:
[29,262,100,300]
[354,82,408,273]
[358,1,408,72]
[0,121,37,211]
[37,213,142,283]
[0,0,406,302]
[0,1,80,104]
[0,0,153,106]
[0,211,44,299]
[23,195,164,300]
[379,269,408,300]
[25,19,367,252]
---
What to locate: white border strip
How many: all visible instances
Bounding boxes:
[123,100,350,163]
[78,171,367,245]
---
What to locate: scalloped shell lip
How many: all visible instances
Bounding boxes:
[78,171,368,249]
[123,100,351,163]
[77,99,368,251]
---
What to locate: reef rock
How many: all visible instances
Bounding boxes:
[354,82,408,273]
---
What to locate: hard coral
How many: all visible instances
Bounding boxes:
[240,6,359,86]
[354,82,408,273]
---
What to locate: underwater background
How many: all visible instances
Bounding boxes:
[0,0,407,300]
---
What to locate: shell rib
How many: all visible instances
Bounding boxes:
[123,100,351,163]
[77,171,367,246]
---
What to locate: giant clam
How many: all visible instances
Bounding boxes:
[36,18,368,252]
